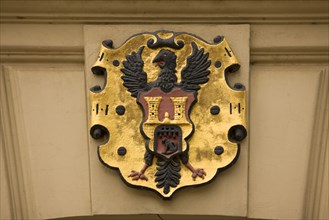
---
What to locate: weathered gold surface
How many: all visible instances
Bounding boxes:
[90,32,247,198]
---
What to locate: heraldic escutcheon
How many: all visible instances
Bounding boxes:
[89,31,247,198]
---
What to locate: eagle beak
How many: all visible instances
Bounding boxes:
[153,56,164,66]
[152,55,160,63]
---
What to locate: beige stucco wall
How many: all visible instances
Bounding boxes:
[1,1,328,220]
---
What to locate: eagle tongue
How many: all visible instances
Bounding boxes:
[157,61,165,65]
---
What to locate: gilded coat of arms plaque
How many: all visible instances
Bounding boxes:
[90,31,247,198]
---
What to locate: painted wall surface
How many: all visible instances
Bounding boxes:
[0,1,328,220]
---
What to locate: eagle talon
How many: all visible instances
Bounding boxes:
[192,168,206,180]
[128,164,150,181]
[128,170,148,181]
[184,162,207,180]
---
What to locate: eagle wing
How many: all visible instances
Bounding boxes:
[180,42,211,91]
[121,46,148,97]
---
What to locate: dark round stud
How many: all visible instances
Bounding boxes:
[215,61,221,68]
[117,146,127,156]
[233,83,245,91]
[116,105,125,115]
[102,39,113,49]
[91,66,106,75]
[228,125,247,142]
[235,129,245,141]
[90,124,109,140]
[214,146,224,155]
[92,128,103,139]
[90,85,101,92]
[225,64,240,74]
[113,60,120,67]
[213,35,224,44]
[210,105,220,115]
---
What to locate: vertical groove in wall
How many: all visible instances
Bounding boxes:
[0,66,37,219]
[304,68,329,220]
[0,66,16,220]
[246,31,251,219]
[83,58,94,216]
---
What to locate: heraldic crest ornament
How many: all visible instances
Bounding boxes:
[90,31,247,198]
